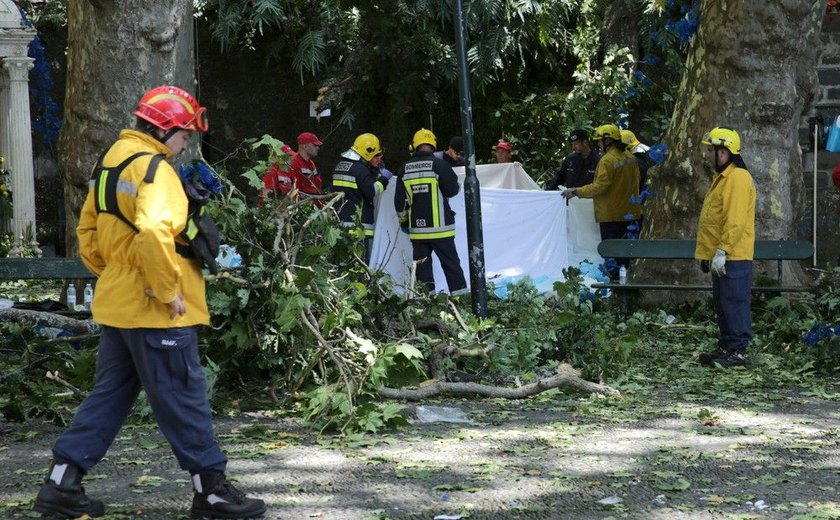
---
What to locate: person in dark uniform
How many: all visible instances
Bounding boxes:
[329,133,390,262]
[434,135,465,167]
[395,128,467,295]
[547,128,601,190]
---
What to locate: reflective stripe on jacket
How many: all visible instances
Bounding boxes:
[77,129,210,328]
[576,147,642,223]
[330,158,385,236]
[394,151,459,240]
[695,162,756,261]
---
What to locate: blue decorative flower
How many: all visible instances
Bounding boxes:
[600,258,619,277]
[178,160,223,195]
[648,143,668,164]
[643,54,662,66]
[803,331,821,346]
[664,0,700,44]
[27,32,62,146]
[817,323,833,339]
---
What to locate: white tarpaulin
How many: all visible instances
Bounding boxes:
[370,162,602,294]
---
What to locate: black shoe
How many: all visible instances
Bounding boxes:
[190,471,266,519]
[698,347,727,365]
[711,350,746,368]
[33,461,105,518]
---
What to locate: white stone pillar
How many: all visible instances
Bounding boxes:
[0,69,9,234]
[4,55,39,256]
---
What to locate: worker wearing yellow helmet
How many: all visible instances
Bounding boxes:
[561,123,642,278]
[395,128,467,294]
[695,126,756,368]
[330,132,391,262]
[621,129,653,193]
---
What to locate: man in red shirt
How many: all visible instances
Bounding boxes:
[262,132,324,201]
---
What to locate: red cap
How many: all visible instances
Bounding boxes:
[297,132,323,146]
[493,139,512,152]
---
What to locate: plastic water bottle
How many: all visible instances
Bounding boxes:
[66,283,76,309]
[83,283,94,311]
[619,266,627,285]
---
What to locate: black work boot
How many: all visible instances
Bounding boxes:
[190,471,266,519]
[698,346,727,365]
[711,350,746,368]
[33,460,105,518]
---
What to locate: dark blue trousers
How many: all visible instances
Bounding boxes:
[412,237,467,294]
[712,260,753,353]
[52,326,227,474]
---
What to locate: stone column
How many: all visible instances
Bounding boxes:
[0,70,8,235]
[4,55,39,256]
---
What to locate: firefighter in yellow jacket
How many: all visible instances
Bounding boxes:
[695,127,756,368]
[34,86,265,519]
[562,123,642,278]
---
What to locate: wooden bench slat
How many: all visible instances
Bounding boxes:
[0,258,95,280]
[597,239,695,259]
[597,239,815,261]
[591,283,810,293]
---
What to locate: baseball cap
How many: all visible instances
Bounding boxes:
[568,129,588,142]
[297,132,323,146]
[449,136,464,152]
[493,139,512,152]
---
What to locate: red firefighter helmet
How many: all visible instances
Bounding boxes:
[133,86,209,132]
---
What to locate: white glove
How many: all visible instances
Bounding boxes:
[561,188,577,200]
[710,248,726,276]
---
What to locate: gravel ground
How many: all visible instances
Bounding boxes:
[2,384,840,520]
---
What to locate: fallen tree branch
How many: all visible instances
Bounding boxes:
[0,308,100,336]
[45,370,87,398]
[378,364,621,400]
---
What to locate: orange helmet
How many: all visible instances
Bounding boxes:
[133,86,208,132]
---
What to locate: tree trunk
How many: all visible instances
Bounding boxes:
[640,0,823,294]
[60,0,195,257]
[601,0,640,64]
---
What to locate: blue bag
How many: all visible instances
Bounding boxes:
[827,115,840,152]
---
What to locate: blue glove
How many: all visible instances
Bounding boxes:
[380,167,394,180]
[710,248,726,276]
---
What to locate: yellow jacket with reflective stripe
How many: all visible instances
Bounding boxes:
[575,147,642,223]
[694,162,756,261]
[77,129,210,328]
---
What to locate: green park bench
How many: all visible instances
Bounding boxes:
[0,257,95,281]
[591,239,815,313]
[0,257,96,317]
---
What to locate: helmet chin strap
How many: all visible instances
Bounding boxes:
[714,146,733,173]
[160,128,180,144]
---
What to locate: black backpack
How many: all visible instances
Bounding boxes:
[91,150,220,274]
